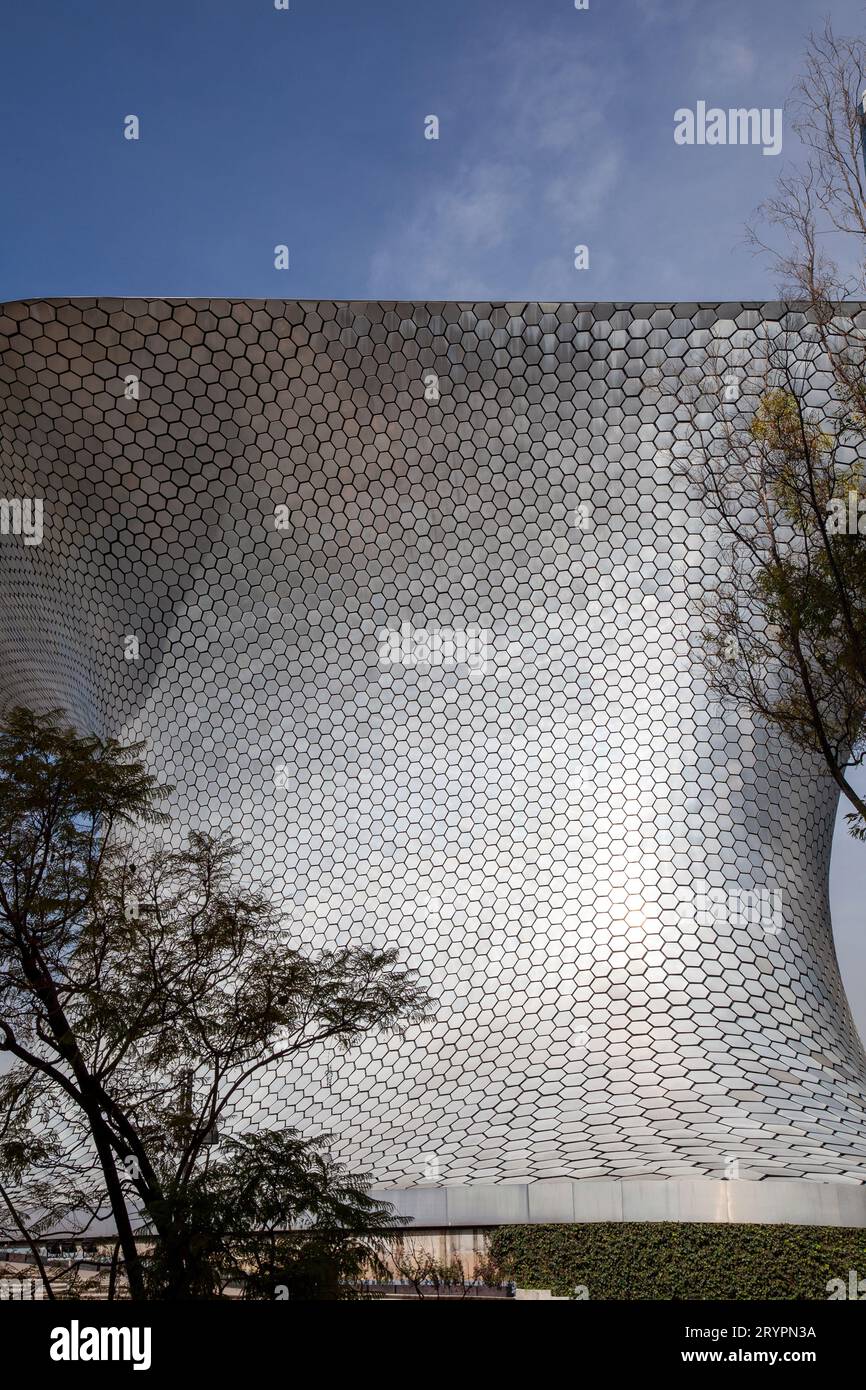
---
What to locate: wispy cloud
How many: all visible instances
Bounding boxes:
[634,0,699,23]
[368,28,625,299]
[694,36,758,82]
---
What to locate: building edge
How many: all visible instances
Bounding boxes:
[373,1178,866,1229]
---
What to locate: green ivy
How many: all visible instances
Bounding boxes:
[489,1222,866,1300]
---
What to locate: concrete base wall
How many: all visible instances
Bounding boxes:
[375,1179,866,1230]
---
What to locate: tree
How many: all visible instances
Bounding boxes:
[391,1240,441,1298]
[678,343,866,836]
[680,18,866,835]
[145,1130,399,1301]
[748,21,866,319]
[0,707,429,1299]
[391,1240,500,1299]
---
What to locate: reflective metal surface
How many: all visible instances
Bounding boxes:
[1,298,865,1192]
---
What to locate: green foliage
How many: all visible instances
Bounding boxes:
[0,705,167,966]
[749,388,834,460]
[692,370,866,833]
[390,1240,501,1299]
[144,1130,398,1300]
[490,1222,866,1300]
[0,706,430,1299]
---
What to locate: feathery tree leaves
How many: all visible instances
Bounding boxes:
[0,707,429,1298]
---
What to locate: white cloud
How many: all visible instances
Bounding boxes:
[635,0,699,23]
[368,28,624,298]
[369,161,527,299]
[695,36,757,81]
[544,148,622,223]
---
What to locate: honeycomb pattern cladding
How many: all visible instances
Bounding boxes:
[2,297,866,1188]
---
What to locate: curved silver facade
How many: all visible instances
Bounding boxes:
[2,297,866,1200]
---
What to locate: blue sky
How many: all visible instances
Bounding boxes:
[1,0,864,301]
[3,0,866,1037]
